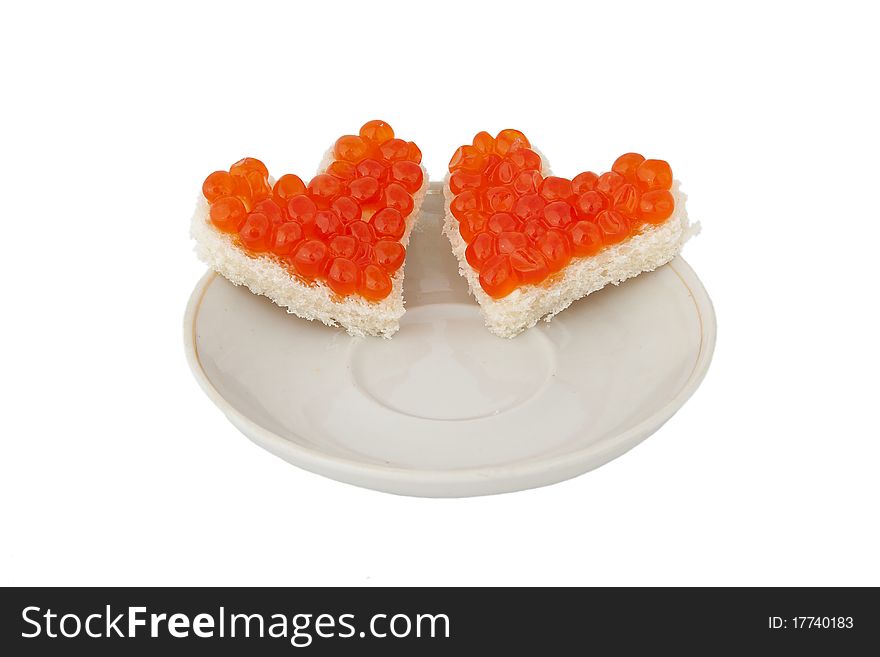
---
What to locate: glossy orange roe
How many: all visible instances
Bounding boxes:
[448,130,675,298]
[201,120,423,301]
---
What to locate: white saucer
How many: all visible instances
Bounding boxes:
[184,183,716,497]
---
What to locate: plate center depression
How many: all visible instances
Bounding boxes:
[349,304,556,421]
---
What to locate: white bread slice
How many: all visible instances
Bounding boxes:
[442,166,696,339]
[191,156,428,339]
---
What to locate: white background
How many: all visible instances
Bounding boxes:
[2,0,878,586]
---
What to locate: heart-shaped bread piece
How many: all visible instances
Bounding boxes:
[443,129,695,338]
[191,120,428,338]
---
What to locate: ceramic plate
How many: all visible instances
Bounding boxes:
[184,183,716,497]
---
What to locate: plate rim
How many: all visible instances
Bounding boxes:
[183,257,716,496]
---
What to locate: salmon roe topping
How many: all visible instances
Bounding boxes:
[202,171,236,204]
[209,196,247,233]
[359,120,394,144]
[272,174,306,208]
[405,142,422,164]
[230,157,269,179]
[360,264,392,301]
[326,160,357,181]
[494,129,530,155]
[479,255,518,298]
[238,212,273,252]
[447,130,675,298]
[200,120,422,301]
[252,199,285,226]
[611,153,646,183]
[333,135,371,163]
[472,131,495,153]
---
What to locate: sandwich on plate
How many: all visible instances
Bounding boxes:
[443,129,696,338]
[192,120,428,338]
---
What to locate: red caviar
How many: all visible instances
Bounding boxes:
[200,120,422,300]
[537,229,572,272]
[611,153,645,182]
[203,171,236,203]
[326,258,360,296]
[459,210,488,242]
[636,159,673,191]
[329,234,358,259]
[487,212,518,234]
[238,212,273,252]
[273,222,304,255]
[373,240,406,273]
[479,254,518,298]
[333,135,370,163]
[209,196,247,233]
[447,130,675,298]
[379,139,410,162]
[292,240,328,279]
[494,129,530,155]
[405,142,422,164]
[569,220,603,256]
[538,176,574,202]
[510,248,549,286]
[356,158,389,183]
[252,199,286,226]
[572,171,598,194]
[472,131,495,153]
[326,160,357,181]
[466,232,496,269]
[359,120,394,144]
[348,176,381,204]
[359,264,392,300]
[272,174,306,207]
[371,207,406,240]
[383,182,414,217]
[638,189,675,224]
[390,160,424,193]
[497,231,528,255]
[230,157,269,179]
[449,170,486,195]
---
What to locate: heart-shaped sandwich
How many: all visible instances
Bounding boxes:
[443,129,695,338]
[192,120,428,338]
